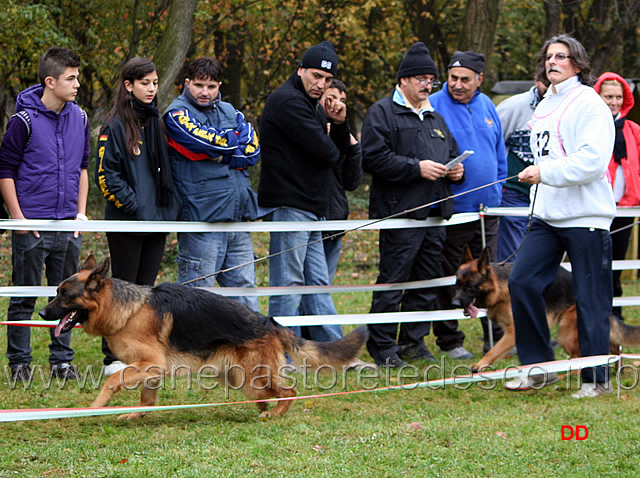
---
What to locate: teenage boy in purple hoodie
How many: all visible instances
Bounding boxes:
[0,47,89,382]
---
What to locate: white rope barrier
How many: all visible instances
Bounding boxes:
[0,277,456,298]
[483,206,640,218]
[0,354,627,423]
[1,309,483,329]
[2,207,640,322]
[0,213,480,233]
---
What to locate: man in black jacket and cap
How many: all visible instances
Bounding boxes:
[259,41,351,342]
[361,42,465,368]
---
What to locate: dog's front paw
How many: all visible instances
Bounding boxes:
[259,411,272,420]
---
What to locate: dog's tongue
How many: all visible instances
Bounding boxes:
[54,313,71,338]
[465,304,479,318]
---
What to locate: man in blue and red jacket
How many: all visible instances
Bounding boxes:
[163,57,260,311]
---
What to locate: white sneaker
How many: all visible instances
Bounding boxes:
[504,372,559,391]
[446,346,473,360]
[571,382,612,399]
[104,361,128,376]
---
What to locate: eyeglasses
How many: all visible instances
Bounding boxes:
[413,76,441,87]
[545,52,571,62]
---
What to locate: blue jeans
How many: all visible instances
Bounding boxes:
[264,207,342,342]
[177,231,258,312]
[323,235,342,283]
[496,188,530,262]
[509,219,612,383]
[7,230,81,368]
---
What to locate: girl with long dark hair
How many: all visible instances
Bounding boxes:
[96,57,180,374]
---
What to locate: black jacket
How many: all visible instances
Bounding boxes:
[259,71,351,218]
[95,117,180,221]
[361,92,461,220]
[326,141,362,221]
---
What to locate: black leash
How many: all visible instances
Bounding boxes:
[497,184,539,266]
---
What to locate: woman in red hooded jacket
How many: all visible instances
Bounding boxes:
[594,72,640,320]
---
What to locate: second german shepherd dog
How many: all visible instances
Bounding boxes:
[40,255,368,420]
[452,245,640,372]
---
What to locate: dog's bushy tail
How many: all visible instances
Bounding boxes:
[274,325,368,369]
[610,315,640,353]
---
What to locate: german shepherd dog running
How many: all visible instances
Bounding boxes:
[40,255,368,420]
[452,245,640,372]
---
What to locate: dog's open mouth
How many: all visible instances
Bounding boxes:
[464,302,479,318]
[55,310,83,337]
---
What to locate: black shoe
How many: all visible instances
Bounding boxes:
[378,355,409,369]
[11,365,32,382]
[50,362,81,380]
[398,345,436,362]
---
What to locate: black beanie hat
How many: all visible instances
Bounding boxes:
[448,51,485,73]
[299,41,338,76]
[396,42,438,79]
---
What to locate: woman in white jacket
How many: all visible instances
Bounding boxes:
[505,35,615,398]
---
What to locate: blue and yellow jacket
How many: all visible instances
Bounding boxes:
[163,93,260,222]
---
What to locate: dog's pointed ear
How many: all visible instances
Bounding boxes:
[461,244,474,264]
[96,256,111,277]
[80,254,97,271]
[86,257,111,293]
[478,247,491,270]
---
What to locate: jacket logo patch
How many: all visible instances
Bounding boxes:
[99,134,108,141]
[485,118,495,127]
[433,129,445,139]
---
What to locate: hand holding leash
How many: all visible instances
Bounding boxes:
[518,165,541,184]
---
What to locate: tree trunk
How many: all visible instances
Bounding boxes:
[458,0,504,85]
[223,36,245,112]
[404,0,454,78]
[458,0,503,54]
[154,0,199,110]
[561,0,580,35]
[544,0,562,39]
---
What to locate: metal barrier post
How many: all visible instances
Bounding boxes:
[479,204,493,349]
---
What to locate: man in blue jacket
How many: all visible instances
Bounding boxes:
[0,47,89,382]
[164,57,260,311]
[430,51,507,356]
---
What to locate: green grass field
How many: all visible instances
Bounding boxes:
[1,205,640,477]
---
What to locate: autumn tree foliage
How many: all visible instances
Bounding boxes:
[1,0,640,134]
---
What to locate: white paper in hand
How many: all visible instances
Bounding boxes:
[445,150,473,170]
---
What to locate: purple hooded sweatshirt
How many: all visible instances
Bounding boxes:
[0,84,89,219]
